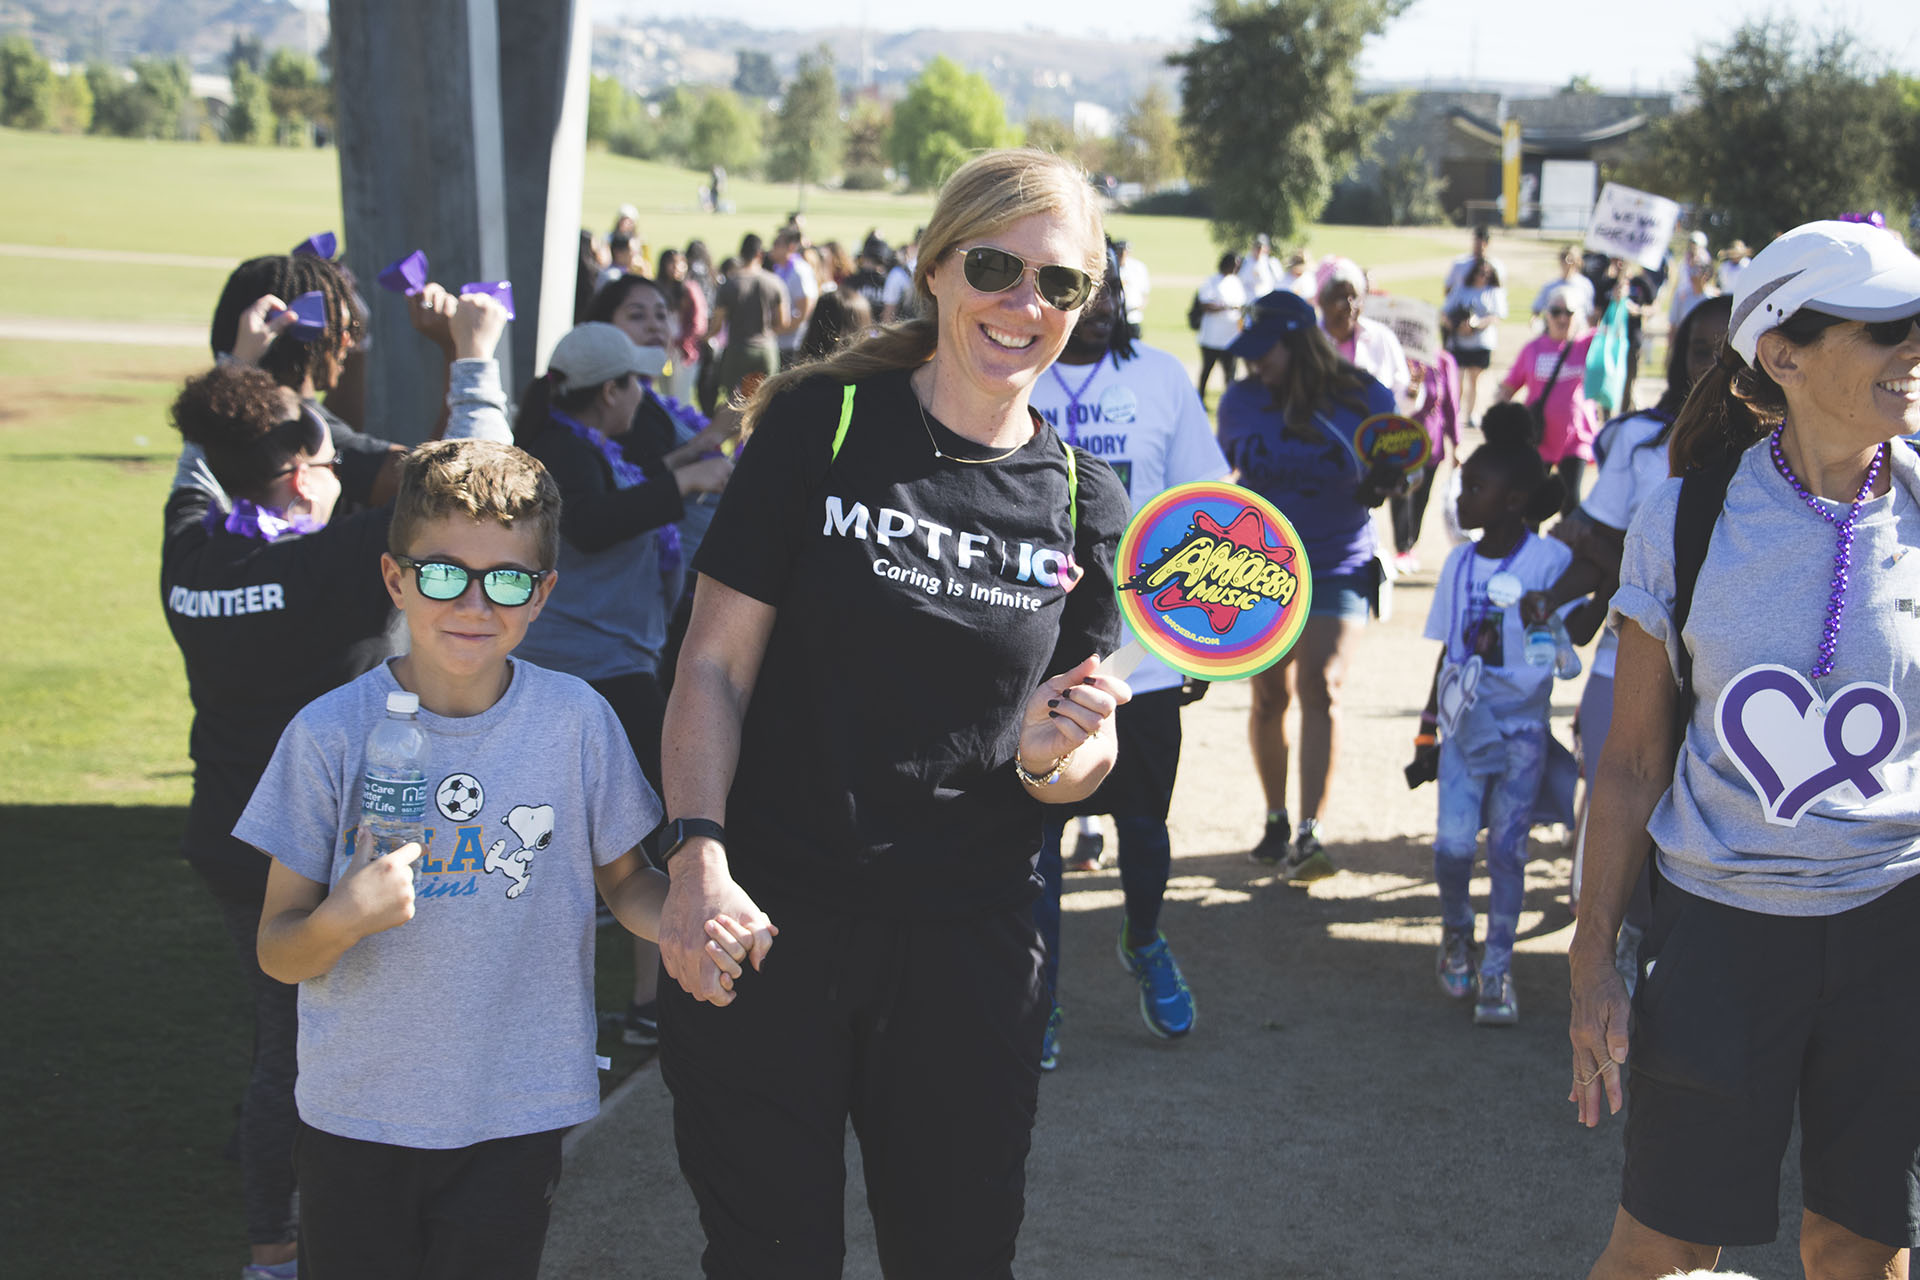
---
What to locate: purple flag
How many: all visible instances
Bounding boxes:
[292,231,338,260]
[460,281,516,319]
[377,249,429,294]
[273,291,329,342]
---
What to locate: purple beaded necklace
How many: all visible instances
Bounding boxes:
[1767,421,1887,679]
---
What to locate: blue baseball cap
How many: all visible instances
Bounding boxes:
[1227,290,1316,360]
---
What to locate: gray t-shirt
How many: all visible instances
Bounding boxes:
[236,658,659,1148]
[1612,439,1920,915]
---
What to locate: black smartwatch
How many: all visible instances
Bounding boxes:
[652,817,725,868]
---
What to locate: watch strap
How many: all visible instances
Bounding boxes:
[654,817,725,867]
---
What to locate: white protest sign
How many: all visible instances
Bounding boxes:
[1585,182,1681,271]
[1367,293,1440,363]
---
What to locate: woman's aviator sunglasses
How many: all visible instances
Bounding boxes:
[393,555,549,607]
[959,247,1096,311]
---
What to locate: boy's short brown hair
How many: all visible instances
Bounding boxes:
[389,439,562,570]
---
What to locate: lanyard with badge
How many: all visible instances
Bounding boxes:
[1047,354,1110,448]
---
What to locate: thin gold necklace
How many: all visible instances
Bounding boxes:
[915,385,1025,464]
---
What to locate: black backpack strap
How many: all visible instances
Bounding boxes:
[1671,453,1739,733]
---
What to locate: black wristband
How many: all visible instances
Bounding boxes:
[652,817,725,868]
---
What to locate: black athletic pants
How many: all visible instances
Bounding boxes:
[659,893,1050,1278]
[295,1124,563,1280]
[1197,346,1237,401]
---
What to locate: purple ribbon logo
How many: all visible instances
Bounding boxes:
[1435,655,1482,741]
[1714,663,1906,827]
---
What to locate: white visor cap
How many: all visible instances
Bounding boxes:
[1729,219,1920,364]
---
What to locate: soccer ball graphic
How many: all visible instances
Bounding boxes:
[436,773,485,823]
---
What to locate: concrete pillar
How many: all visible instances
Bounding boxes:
[330,0,584,443]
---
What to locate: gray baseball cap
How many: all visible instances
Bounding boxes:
[545,322,671,390]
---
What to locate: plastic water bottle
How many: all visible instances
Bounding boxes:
[1524,621,1558,668]
[360,690,430,864]
[1548,613,1583,680]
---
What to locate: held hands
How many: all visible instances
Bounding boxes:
[230,294,297,367]
[1568,943,1631,1126]
[1018,654,1131,778]
[700,912,779,1003]
[659,842,775,1006]
[322,827,425,942]
[449,289,511,361]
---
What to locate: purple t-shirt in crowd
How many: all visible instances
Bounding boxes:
[1216,373,1394,578]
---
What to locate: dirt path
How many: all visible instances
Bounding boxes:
[538,495,1806,1280]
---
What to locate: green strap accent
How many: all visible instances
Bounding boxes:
[1062,440,1078,533]
[830,384,856,462]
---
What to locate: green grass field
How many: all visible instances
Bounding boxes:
[0,128,1574,1277]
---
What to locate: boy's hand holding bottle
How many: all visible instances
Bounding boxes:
[320,828,426,941]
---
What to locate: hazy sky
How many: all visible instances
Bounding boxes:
[589,0,1920,89]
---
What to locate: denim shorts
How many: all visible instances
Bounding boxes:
[1307,568,1375,621]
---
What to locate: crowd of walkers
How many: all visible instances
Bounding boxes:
[154,162,1919,1280]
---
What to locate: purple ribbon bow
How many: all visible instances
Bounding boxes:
[378,249,429,295]
[292,231,338,259]
[271,291,329,343]
[460,280,516,319]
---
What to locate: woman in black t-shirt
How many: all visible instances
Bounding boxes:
[655,148,1131,1276]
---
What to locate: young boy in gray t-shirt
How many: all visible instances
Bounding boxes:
[240,440,770,1280]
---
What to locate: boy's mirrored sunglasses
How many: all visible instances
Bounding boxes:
[959,247,1096,311]
[393,555,548,607]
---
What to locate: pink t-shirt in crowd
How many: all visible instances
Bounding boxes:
[1501,331,1600,463]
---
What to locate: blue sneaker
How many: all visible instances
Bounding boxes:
[1039,1004,1063,1071]
[1117,925,1196,1039]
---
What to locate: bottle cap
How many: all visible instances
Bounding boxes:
[386,691,421,715]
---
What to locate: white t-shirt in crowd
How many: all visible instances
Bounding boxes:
[775,254,819,353]
[881,263,913,315]
[1196,271,1248,351]
[1118,256,1151,325]
[1239,252,1282,299]
[1581,411,1673,677]
[1027,343,1230,694]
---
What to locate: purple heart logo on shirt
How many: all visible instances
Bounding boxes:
[1436,655,1482,741]
[1713,663,1905,827]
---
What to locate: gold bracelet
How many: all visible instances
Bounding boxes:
[1014,748,1075,787]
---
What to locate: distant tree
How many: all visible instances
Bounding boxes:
[1172,0,1410,246]
[768,45,842,188]
[1,34,54,130]
[48,67,91,133]
[1891,73,1920,209]
[1023,115,1076,156]
[587,74,638,144]
[732,49,780,100]
[654,85,700,164]
[264,47,330,145]
[889,55,1017,190]
[1120,83,1182,190]
[227,32,265,78]
[1379,146,1448,225]
[1624,20,1909,245]
[226,62,272,144]
[688,88,763,175]
[87,56,189,139]
[1561,74,1600,95]
[840,96,893,188]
